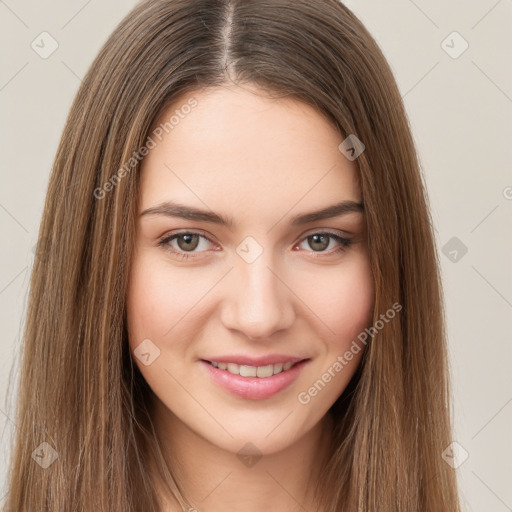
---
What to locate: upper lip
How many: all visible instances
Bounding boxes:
[201,355,308,367]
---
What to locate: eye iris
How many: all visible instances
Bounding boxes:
[308,234,329,251]
[177,234,200,251]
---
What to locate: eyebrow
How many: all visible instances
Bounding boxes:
[139,199,364,227]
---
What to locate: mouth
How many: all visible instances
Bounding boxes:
[202,359,304,378]
[199,357,311,400]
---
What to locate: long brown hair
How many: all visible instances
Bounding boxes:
[4,0,461,510]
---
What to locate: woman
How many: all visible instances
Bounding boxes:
[4,0,462,510]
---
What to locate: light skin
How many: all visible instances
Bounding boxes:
[126,83,375,512]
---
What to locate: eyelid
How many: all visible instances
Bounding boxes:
[158,228,217,245]
[299,227,351,239]
[158,227,349,244]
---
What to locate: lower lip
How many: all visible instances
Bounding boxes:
[200,359,309,400]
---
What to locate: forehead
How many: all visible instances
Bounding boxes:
[139,85,361,224]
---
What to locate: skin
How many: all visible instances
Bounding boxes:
[126,83,375,512]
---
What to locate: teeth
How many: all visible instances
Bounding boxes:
[240,365,257,377]
[256,364,273,378]
[227,363,239,374]
[209,361,298,377]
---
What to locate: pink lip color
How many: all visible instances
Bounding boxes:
[200,359,309,400]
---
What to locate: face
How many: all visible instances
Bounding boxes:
[126,83,374,456]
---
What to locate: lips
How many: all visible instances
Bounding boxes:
[200,357,310,400]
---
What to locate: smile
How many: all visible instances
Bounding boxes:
[200,359,310,400]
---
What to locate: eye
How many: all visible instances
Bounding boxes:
[157,230,353,261]
[295,231,352,257]
[157,230,216,260]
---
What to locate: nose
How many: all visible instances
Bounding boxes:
[220,254,295,340]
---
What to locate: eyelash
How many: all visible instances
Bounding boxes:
[157,230,353,261]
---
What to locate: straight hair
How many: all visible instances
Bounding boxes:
[5,0,461,510]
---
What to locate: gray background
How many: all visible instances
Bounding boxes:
[1,0,511,510]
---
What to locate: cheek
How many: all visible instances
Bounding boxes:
[125,253,217,397]
[302,255,375,348]
[125,253,204,351]
[335,268,374,341]
[294,257,374,408]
